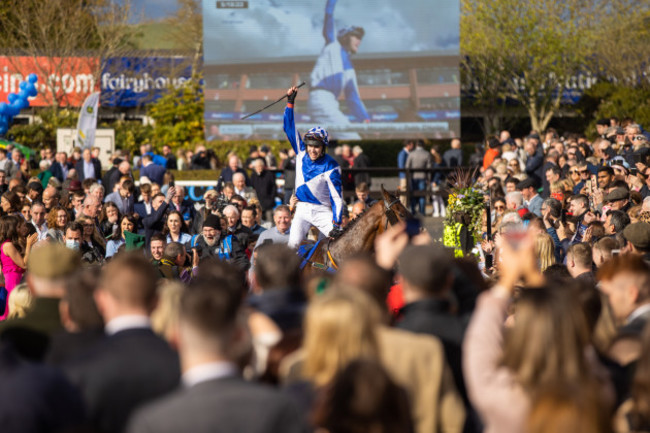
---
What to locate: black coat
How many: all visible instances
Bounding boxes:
[397,298,469,400]
[64,328,180,433]
[75,158,103,182]
[143,201,169,247]
[251,170,276,210]
[0,343,87,433]
[353,153,371,186]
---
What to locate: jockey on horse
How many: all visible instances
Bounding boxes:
[284,85,344,249]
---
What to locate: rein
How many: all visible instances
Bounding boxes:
[383,197,401,230]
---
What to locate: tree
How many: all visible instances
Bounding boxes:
[147,75,204,150]
[0,0,136,108]
[462,0,598,133]
[591,5,650,88]
[165,0,203,74]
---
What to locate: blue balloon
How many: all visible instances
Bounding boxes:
[6,103,19,117]
[7,93,17,104]
[18,98,29,110]
[28,73,37,84]
[26,83,37,97]
[19,81,27,91]
[0,103,6,115]
[18,89,28,100]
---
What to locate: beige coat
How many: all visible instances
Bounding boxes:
[281,326,466,433]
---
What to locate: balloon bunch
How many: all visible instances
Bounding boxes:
[0,73,38,136]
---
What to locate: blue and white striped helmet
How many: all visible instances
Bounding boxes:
[304,126,329,146]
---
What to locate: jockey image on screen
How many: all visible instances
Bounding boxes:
[284,86,344,249]
[307,0,370,140]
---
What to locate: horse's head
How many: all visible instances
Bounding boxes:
[380,185,411,230]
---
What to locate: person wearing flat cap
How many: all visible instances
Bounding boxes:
[0,243,81,361]
[604,188,630,212]
[516,178,543,217]
[623,222,650,262]
[185,214,249,271]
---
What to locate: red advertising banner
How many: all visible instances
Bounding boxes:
[0,56,99,107]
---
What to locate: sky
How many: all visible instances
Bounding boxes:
[130,0,179,21]
[202,0,460,64]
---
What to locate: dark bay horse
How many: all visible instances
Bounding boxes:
[298,187,411,275]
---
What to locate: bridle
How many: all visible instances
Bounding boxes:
[383,196,401,229]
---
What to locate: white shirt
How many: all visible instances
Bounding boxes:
[105,315,151,336]
[182,361,238,388]
[83,160,96,179]
[32,220,48,240]
[627,303,650,324]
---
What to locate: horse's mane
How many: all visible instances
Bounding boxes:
[331,202,375,239]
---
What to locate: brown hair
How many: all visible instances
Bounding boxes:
[99,252,159,310]
[567,242,593,269]
[527,383,612,433]
[64,267,104,330]
[502,288,593,392]
[312,359,414,433]
[598,255,650,302]
[1,190,21,212]
[46,206,68,229]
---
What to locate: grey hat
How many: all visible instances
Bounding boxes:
[623,222,650,250]
[604,188,629,203]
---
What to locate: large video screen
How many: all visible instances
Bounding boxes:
[203,0,459,141]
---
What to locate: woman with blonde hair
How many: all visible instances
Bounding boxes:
[534,232,556,272]
[302,290,380,387]
[285,290,380,424]
[7,283,32,319]
[151,280,185,345]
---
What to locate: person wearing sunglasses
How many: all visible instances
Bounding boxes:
[572,164,591,195]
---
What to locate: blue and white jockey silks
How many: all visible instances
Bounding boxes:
[307,0,369,140]
[284,104,343,248]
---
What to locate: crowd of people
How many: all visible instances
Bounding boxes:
[2,114,650,433]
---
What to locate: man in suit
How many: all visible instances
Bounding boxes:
[50,151,70,182]
[134,183,154,221]
[75,148,102,182]
[168,185,195,223]
[127,277,305,433]
[65,253,180,433]
[140,153,166,186]
[105,178,136,215]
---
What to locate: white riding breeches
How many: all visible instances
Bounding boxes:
[288,201,334,249]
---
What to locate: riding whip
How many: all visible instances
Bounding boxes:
[240,82,306,120]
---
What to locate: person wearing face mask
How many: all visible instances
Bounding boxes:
[63,222,84,253]
[283,86,343,248]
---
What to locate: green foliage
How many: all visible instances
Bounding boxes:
[103,120,153,155]
[580,83,650,138]
[147,77,204,150]
[8,108,78,149]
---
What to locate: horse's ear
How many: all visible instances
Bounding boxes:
[380,184,392,202]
